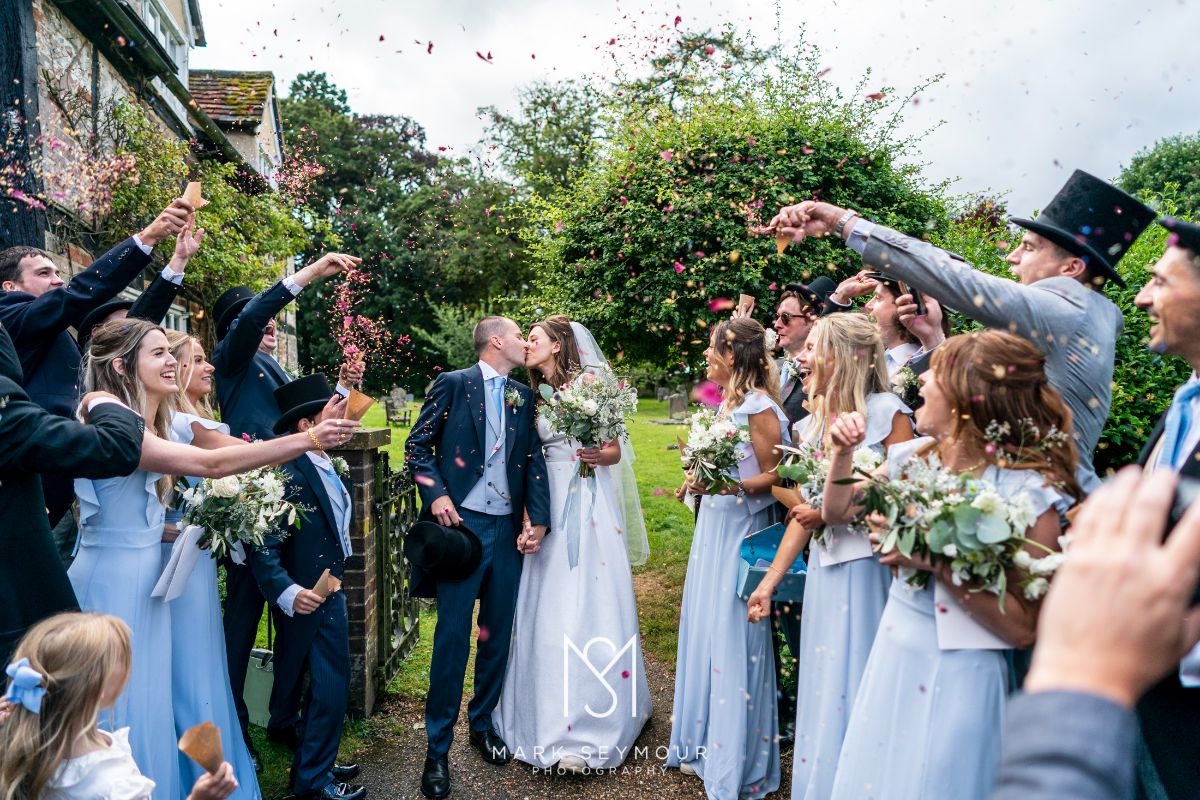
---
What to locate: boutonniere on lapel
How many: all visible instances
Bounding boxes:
[781,356,803,384]
[504,386,525,411]
[332,456,350,479]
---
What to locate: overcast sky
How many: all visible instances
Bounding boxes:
[191,0,1199,215]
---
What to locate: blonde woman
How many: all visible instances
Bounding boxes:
[667,317,788,799]
[161,331,260,798]
[746,313,912,800]
[0,612,236,800]
[67,319,356,799]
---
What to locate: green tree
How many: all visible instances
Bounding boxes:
[1118,133,1200,219]
[479,79,600,198]
[523,39,946,366]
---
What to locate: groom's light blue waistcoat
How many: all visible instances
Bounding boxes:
[460,363,513,516]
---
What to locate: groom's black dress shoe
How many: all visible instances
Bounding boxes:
[468,727,512,765]
[289,781,366,800]
[421,757,451,799]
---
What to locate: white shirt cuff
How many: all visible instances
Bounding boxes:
[335,383,351,398]
[87,397,132,413]
[282,275,303,296]
[132,234,153,254]
[159,265,184,285]
[846,218,877,255]
[277,584,304,617]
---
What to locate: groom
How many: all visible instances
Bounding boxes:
[405,316,551,799]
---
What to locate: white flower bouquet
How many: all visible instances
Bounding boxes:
[538,367,638,477]
[179,467,300,559]
[679,407,750,495]
[859,452,1061,609]
[779,444,883,544]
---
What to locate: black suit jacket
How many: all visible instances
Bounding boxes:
[778,372,808,428]
[404,366,551,595]
[247,456,349,633]
[0,237,151,523]
[1136,409,1200,800]
[0,324,143,661]
[212,281,294,441]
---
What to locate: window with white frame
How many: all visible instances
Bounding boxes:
[140,0,187,69]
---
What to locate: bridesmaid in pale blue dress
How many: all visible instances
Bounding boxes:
[70,319,357,798]
[747,315,912,800]
[667,317,787,800]
[823,331,1081,800]
[161,331,261,798]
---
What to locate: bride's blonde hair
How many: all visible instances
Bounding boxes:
[0,613,132,800]
[805,314,888,447]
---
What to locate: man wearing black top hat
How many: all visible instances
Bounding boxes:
[769,170,1157,492]
[0,198,191,526]
[773,276,839,427]
[247,375,366,800]
[1130,216,1200,799]
[210,251,363,768]
[405,316,551,799]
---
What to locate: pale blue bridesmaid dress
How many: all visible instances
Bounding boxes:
[829,437,1069,799]
[790,392,907,800]
[163,412,262,798]
[69,468,181,800]
[667,391,788,800]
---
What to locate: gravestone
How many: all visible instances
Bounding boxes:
[667,393,688,420]
[655,387,670,402]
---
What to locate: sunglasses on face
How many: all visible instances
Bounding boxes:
[775,310,813,325]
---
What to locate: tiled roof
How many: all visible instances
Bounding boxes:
[188,70,274,127]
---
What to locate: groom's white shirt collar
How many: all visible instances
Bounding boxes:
[476,360,503,383]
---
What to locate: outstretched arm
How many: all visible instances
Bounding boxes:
[138,418,358,478]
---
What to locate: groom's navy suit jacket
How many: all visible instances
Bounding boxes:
[405,364,551,596]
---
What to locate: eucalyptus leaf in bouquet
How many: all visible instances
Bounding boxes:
[179,467,304,560]
[680,407,749,496]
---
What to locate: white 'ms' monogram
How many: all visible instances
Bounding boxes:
[563,635,639,719]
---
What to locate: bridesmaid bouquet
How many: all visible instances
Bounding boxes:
[679,408,750,495]
[179,467,300,559]
[856,452,1062,610]
[779,444,883,544]
[538,367,638,477]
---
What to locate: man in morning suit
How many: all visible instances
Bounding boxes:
[211,251,362,768]
[773,277,838,426]
[0,198,190,526]
[247,375,366,800]
[0,321,143,662]
[770,170,1157,492]
[1129,215,1200,800]
[405,316,551,800]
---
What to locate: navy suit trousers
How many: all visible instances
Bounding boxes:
[424,507,522,758]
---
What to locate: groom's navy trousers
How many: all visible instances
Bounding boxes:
[425,506,523,758]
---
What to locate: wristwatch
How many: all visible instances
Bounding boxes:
[835,208,860,240]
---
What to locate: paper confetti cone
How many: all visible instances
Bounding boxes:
[313,568,334,598]
[182,181,209,209]
[775,232,791,255]
[178,722,223,774]
[346,388,375,421]
[771,485,804,509]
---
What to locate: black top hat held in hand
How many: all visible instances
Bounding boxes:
[1010,169,1155,288]
[404,520,483,582]
[273,374,336,435]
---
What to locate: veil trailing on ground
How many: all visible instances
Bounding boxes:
[570,321,650,567]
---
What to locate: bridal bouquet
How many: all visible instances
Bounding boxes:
[538,367,638,477]
[857,451,1062,609]
[778,444,883,544]
[679,408,750,495]
[179,467,300,559]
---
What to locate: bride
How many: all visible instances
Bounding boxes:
[492,315,651,772]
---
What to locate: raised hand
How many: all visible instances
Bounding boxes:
[763,201,847,244]
[897,292,945,350]
[339,358,365,388]
[829,412,867,454]
[138,198,194,247]
[294,253,363,287]
[168,218,206,272]
[317,393,349,423]
[830,270,879,306]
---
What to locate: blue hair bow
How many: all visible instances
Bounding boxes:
[4,658,46,714]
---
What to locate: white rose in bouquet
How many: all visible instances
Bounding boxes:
[581,399,600,417]
[210,475,242,498]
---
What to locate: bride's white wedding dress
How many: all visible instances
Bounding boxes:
[492,414,651,768]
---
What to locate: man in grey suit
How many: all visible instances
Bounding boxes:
[990,468,1200,800]
[768,170,1156,491]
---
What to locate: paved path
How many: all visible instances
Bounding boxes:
[354,653,793,799]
